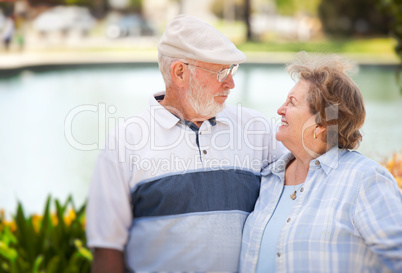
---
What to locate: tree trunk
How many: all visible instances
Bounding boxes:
[244,0,252,40]
[93,0,106,19]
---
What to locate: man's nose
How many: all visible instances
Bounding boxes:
[222,74,235,89]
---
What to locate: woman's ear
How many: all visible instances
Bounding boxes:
[314,126,326,139]
[171,61,187,87]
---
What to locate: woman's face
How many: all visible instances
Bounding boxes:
[276,79,316,152]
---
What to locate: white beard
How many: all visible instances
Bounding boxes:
[187,75,230,117]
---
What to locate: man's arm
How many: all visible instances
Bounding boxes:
[91,248,125,273]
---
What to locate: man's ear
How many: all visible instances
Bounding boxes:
[171,61,188,87]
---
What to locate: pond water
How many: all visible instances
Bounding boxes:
[1,63,401,215]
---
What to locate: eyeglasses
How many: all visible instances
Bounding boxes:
[183,63,239,82]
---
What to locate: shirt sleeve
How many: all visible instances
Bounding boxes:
[353,165,402,272]
[85,135,133,251]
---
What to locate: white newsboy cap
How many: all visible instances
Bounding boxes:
[158,14,246,65]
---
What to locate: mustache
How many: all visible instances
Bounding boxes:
[215,90,231,96]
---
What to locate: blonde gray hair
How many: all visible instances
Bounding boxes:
[158,53,195,87]
[287,51,366,150]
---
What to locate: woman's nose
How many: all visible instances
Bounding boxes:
[277,103,286,115]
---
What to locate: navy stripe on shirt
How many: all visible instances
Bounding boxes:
[131,169,260,218]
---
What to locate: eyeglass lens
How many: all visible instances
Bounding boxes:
[217,64,239,82]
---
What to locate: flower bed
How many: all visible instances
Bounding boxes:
[382,153,402,190]
[0,196,91,273]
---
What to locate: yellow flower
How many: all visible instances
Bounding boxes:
[387,154,396,172]
[0,209,4,231]
[4,221,16,233]
[382,153,402,190]
[64,209,76,226]
[51,213,58,226]
[396,177,402,189]
[31,214,43,233]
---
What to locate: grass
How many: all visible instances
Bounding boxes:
[237,37,397,55]
[212,20,399,58]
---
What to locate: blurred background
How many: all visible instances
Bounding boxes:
[0,0,401,215]
[0,0,401,62]
[0,1,401,270]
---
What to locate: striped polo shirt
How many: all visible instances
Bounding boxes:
[86,92,286,272]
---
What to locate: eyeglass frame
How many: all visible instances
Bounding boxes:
[183,62,239,82]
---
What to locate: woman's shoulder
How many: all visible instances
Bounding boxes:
[340,150,387,172]
[338,150,397,187]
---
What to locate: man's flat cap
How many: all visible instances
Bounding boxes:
[158,14,246,65]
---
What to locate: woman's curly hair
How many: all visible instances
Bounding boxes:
[287,51,366,150]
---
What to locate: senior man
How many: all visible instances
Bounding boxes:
[86,14,285,272]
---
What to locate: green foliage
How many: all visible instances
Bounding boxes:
[319,0,390,37]
[128,0,142,12]
[376,0,402,92]
[237,38,396,54]
[0,2,14,16]
[27,0,101,9]
[65,0,94,7]
[377,0,402,61]
[0,196,91,273]
[275,0,321,16]
[27,0,65,7]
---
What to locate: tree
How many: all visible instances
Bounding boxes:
[0,1,14,16]
[210,0,254,40]
[318,0,390,37]
[244,0,251,40]
[377,0,402,62]
[377,0,402,93]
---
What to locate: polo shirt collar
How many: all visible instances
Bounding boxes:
[215,108,231,126]
[149,92,180,130]
[149,92,221,130]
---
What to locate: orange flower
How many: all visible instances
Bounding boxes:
[382,153,402,190]
[4,221,16,233]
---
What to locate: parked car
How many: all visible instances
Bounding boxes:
[105,13,155,39]
[33,6,95,37]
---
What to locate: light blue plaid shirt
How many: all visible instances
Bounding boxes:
[240,147,402,273]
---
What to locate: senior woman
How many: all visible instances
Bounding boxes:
[240,52,402,273]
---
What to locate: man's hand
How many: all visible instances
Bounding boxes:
[91,248,125,273]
